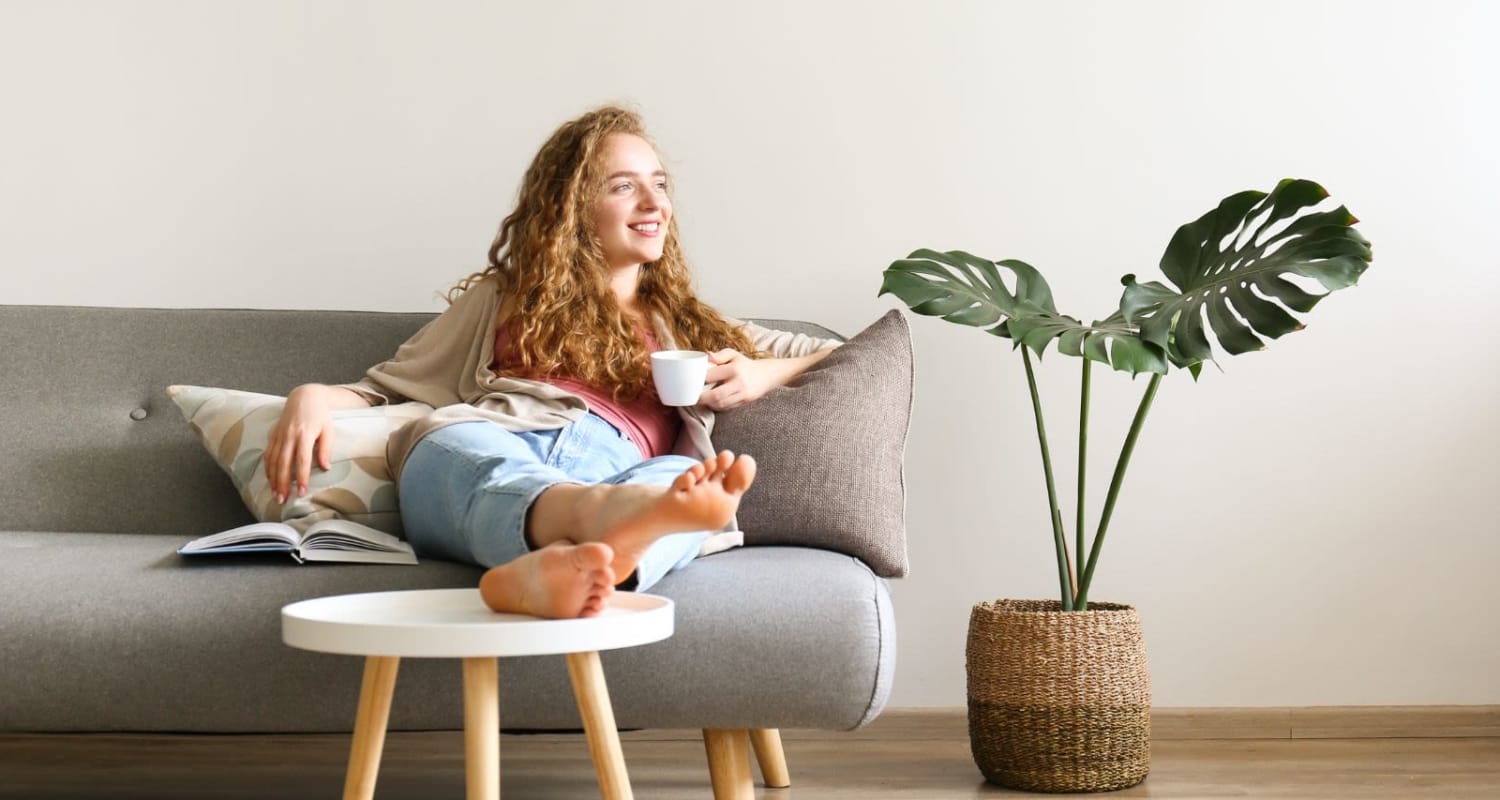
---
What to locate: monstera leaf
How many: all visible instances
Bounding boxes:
[877,180,1372,612]
[1006,309,1168,376]
[1120,179,1372,368]
[878,248,1056,331]
[880,249,1168,375]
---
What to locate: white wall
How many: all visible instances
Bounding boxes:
[5,1,1497,707]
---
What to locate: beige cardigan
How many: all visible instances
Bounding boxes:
[340,275,842,481]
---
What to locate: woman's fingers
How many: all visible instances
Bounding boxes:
[264,437,283,498]
[266,385,339,504]
[701,383,744,411]
[270,432,306,501]
[266,423,327,502]
[316,427,335,471]
[271,431,296,503]
[705,350,746,384]
[293,428,318,498]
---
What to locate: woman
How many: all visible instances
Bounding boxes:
[265,106,838,619]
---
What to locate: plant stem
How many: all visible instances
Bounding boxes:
[1021,348,1073,610]
[1054,505,1076,601]
[1077,353,1091,607]
[1075,372,1162,609]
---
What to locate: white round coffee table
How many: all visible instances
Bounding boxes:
[282,588,673,800]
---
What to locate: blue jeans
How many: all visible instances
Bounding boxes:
[398,415,711,592]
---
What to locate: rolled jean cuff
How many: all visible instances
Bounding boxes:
[631,530,712,592]
[460,474,558,567]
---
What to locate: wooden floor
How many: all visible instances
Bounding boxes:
[3,709,1498,799]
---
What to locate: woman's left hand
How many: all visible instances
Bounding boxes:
[699,349,779,411]
[696,346,837,411]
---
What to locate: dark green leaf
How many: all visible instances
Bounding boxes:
[1175,302,1212,363]
[882,251,1167,374]
[1058,329,1087,357]
[1255,274,1323,313]
[1107,335,1170,375]
[1229,288,1303,340]
[1119,179,1372,369]
[1205,294,1264,354]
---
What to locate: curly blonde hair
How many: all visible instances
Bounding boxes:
[449,105,757,402]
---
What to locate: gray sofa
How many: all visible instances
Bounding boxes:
[0,305,895,738]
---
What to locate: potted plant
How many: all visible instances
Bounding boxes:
[879,178,1372,792]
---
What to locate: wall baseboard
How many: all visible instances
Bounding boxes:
[794,706,1500,742]
[1152,706,1500,740]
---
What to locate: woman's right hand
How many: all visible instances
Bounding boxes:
[266,384,339,504]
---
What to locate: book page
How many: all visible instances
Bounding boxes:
[302,518,411,553]
[301,547,418,566]
[178,521,299,553]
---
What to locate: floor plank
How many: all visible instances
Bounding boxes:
[3,713,1498,799]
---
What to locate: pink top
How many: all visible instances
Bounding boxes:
[493,323,682,460]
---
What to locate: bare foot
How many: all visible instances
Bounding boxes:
[580,450,757,582]
[478,541,616,619]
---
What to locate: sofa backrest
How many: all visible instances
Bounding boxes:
[0,305,835,536]
[0,305,435,535]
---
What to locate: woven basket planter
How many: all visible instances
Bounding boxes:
[966,599,1151,793]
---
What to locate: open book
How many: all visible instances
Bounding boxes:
[177,518,418,565]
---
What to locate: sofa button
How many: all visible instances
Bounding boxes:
[130,407,149,421]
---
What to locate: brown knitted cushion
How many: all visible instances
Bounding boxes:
[714,310,912,577]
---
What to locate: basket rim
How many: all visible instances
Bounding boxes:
[973,598,1138,615]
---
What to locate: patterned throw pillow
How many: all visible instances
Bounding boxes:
[712,310,914,577]
[166,385,432,535]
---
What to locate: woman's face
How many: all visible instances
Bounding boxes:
[592,133,673,270]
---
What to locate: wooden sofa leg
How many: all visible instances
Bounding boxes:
[702,728,753,799]
[749,728,790,788]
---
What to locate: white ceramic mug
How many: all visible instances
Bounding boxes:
[650,350,710,406]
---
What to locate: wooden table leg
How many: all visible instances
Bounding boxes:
[344,656,400,800]
[462,657,501,800]
[702,728,753,800]
[565,650,633,800]
[750,728,791,788]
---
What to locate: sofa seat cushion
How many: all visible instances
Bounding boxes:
[0,532,893,733]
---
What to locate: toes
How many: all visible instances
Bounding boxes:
[725,454,757,493]
[700,451,729,475]
[582,581,613,617]
[671,467,700,493]
[572,542,612,570]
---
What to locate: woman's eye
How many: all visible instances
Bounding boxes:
[612,182,632,193]
[654,181,669,192]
